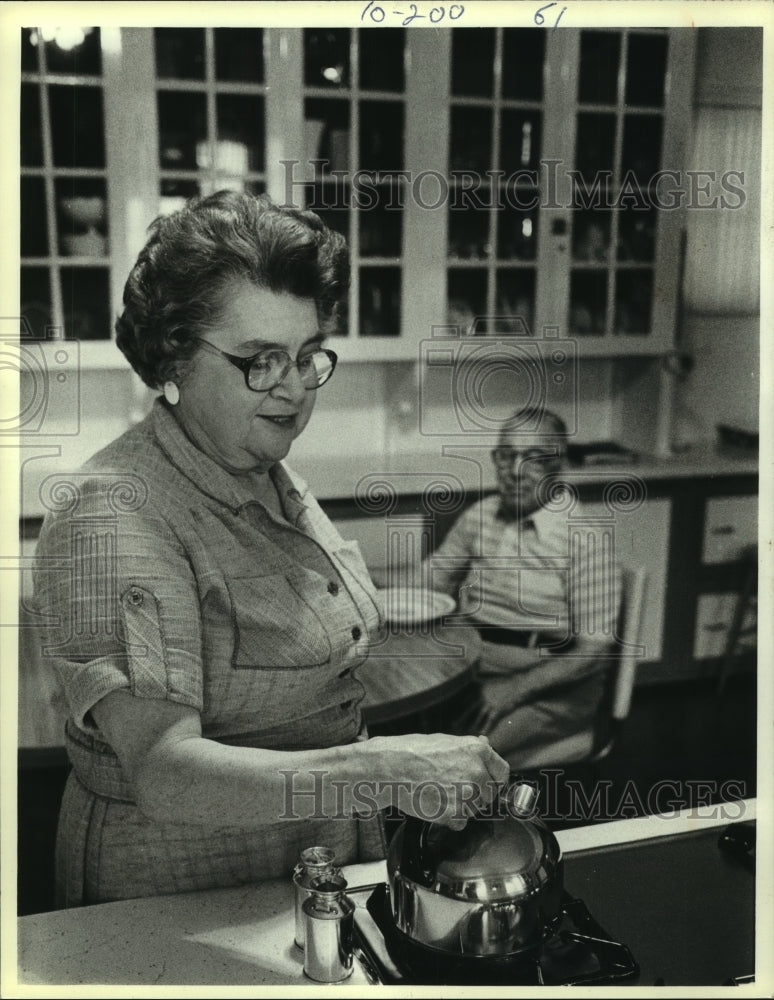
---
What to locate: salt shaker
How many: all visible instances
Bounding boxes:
[302,873,356,983]
[292,845,338,949]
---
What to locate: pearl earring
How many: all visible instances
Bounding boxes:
[163,381,180,406]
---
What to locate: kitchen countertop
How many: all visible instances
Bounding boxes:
[13,799,758,991]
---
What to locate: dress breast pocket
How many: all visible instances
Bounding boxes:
[226,574,332,669]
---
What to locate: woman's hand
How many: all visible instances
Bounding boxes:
[362,732,510,830]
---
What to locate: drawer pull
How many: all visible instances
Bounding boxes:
[711,526,735,536]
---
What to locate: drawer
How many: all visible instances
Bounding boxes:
[693,592,757,660]
[702,495,758,564]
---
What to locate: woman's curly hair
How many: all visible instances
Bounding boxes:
[115,191,349,388]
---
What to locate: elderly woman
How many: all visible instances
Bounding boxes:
[33,191,508,907]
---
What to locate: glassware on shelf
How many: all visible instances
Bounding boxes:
[304,28,350,88]
[56,178,109,257]
[158,91,207,170]
[569,270,607,335]
[571,211,610,263]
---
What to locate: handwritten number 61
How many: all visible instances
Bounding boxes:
[534,2,567,29]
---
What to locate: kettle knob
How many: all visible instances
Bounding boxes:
[504,780,538,818]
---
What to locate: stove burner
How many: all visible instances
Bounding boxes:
[353,884,639,986]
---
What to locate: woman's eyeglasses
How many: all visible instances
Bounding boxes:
[193,337,337,393]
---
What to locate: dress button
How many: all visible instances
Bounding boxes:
[351,626,362,641]
[127,587,143,606]
[328,581,340,596]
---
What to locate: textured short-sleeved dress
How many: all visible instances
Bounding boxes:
[32,399,386,906]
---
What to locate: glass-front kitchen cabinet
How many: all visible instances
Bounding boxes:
[20,25,695,364]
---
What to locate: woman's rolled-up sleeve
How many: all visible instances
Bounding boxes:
[32,475,204,733]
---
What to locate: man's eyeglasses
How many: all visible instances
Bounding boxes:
[491,447,564,469]
[193,337,337,393]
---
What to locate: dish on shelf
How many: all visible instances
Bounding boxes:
[377,588,456,625]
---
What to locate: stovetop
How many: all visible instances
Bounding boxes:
[350,883,640,986]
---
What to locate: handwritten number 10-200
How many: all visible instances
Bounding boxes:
[361,1,465,25]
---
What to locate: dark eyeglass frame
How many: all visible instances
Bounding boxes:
[193,337,338,393]
[491,446,565,469]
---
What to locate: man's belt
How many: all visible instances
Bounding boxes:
[474,625,539,648]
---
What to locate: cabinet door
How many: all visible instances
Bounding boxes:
[702,495,758,564]
[694,592,756,660]
[536,29,695,355]
[21,27,113,343]
[583,496,670,663]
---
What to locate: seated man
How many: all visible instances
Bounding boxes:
[425,408,620,766]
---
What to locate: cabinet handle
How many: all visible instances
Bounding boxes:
[711,526,735,536]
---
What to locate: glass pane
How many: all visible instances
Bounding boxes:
[615,269,653,334]
[359,29,405,91]
[617,206,657,262]
[21,177,49,257]
[450,106,492,173]
[154,28,205,79]
[448,206,491,260]
[359,101,403,172]
[216,94,265,172]
[215,28,264,82]
[304,29,350,88]
[497,201,538,261]
[359,186,402,257]
[21,84,43,166]
[60,267,111,340]
[578,31,621,104]
[621,114,663,184]
[447,269,486,333]
[43,27,102,75]
[626,34,668,107]
[502,29,545,101]
[574,112,616,183]
[572,210,611,263]
[305,99,349,173]
[452,29,495,97]
[49,85,105,168]
[570,270,607,335]
[21,28,38,72]
[359,268,400,336]
[158,91,207,170]
[55,177,108,258]
[160,177,200,215]
[500,109,542,173]
[496,270,536,334]
[20,268,53,339]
